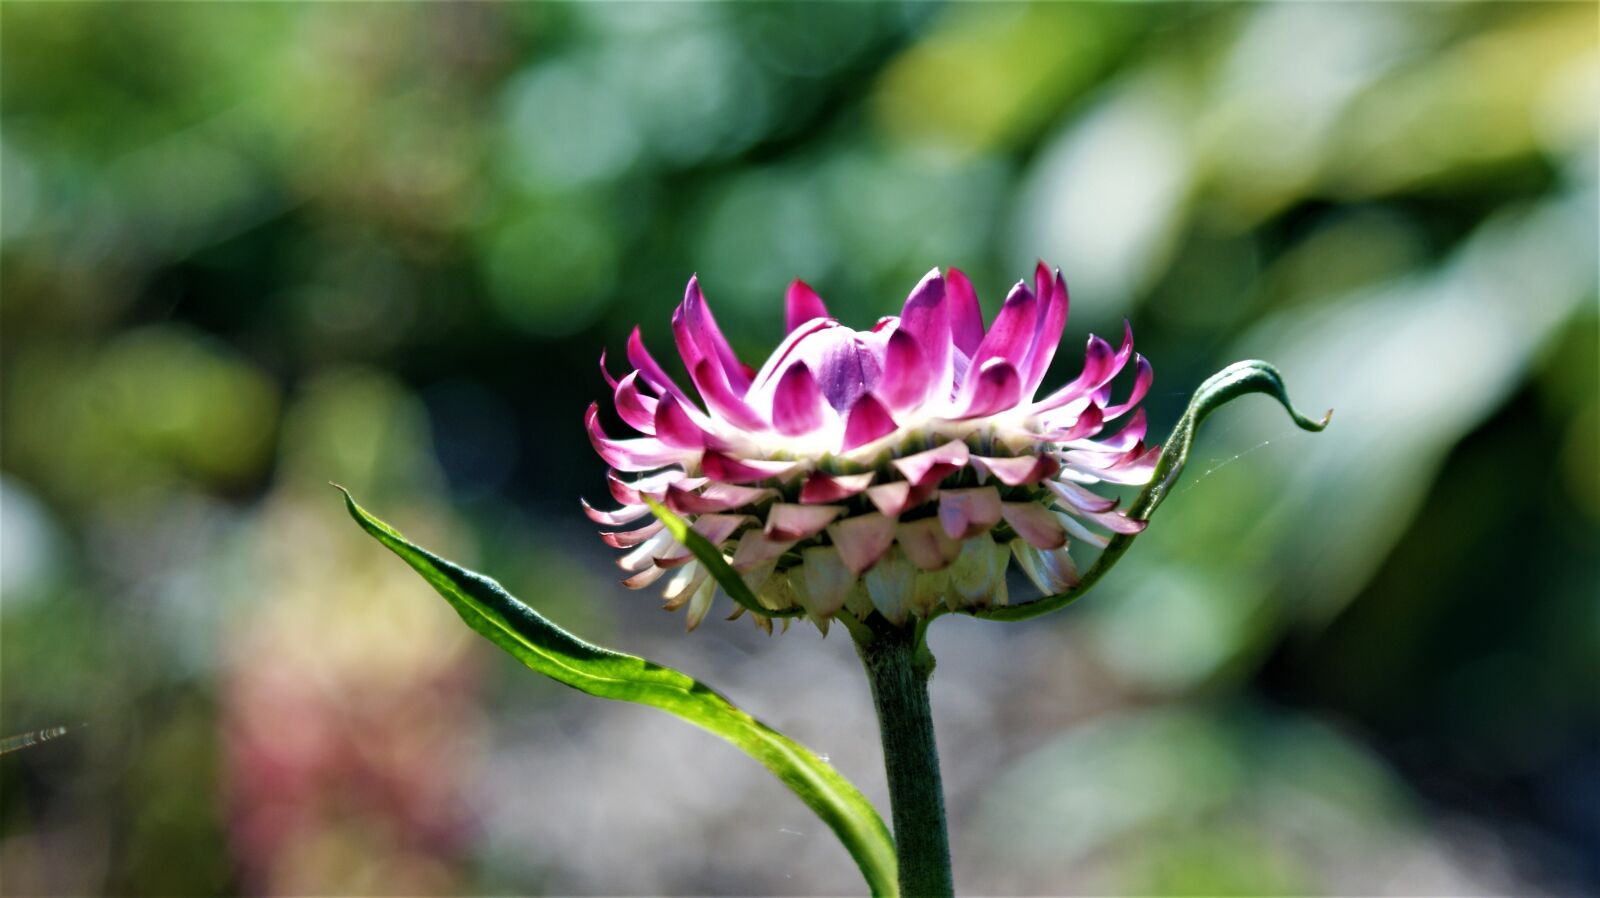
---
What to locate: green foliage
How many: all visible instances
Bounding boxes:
[644,497,803,619]
[339,488,898,897]
[978,360,1329,623]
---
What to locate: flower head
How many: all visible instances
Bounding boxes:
[585,264,1156,632]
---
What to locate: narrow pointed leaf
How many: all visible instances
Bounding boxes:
[340,489,897,896]
[645,497,804,618]
[977,360,1329,622]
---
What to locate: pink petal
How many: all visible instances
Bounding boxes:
[692,359,768,432]
[582,498,651,526]
[626,327,691,404]
[607,470,697,506]
[843,394,898,451]
[673,275,752,395]
[599,349,620,390]
[599,520,665,548]
[1000,502,1068,549]
[895,518,962,570]
[700,451,799,484]
[613,371,659,434]
[970,454,1060,486]
[866,481,912,516]
[1020,267,1069,397]
[937,487,1003,540]
[799,471,875,504]
[1101,354,1152,420]
[826,512,897,574]
[654,392,711,449]
[891,440,970,487]
[748,318,836,397]
[896,268,951,402]
[731,529,797,571]
[1095,408,1147,451]
[585,403,686,472]
[765,503,845,541]
[970,281,1036,370]
[1044,479,1119,514]
[1034,333,1117,413]
[665,481,776,515]
[785,279,830,333]
[956,358,1023,419]
[772,361,828,436]
[1037,402,1105,443]
[879,328,929,412]
[945,267,985,357]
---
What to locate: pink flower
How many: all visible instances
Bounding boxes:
[585,264,1156,631]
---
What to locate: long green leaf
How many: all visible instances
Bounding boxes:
[977,360,1329,623]
[339,488,898,896]
[644,497,803,618]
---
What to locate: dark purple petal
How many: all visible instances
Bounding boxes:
[945,267,985,357]
[937,487,1003,540]
[785,279,830,333]
[843,394,898,450]
[956,358,1023,419]
[771,361,828,436]
[748,318,835,394]
[799,471,875,504]
[897,268,952,400]
[585,403,685,471]
[813,331,881,413]
[879,328,929,411]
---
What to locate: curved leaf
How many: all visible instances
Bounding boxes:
[339,488,898,895]
[644,497,803,618]
[977,360,1329,622]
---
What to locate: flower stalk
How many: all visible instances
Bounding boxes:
[852,616,954,898]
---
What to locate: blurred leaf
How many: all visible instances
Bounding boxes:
[978,360,1329,623]
[339,489,896,896]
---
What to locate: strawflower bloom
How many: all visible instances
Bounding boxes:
[585,264,1157,632]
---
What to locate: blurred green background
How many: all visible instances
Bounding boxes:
[2,2,1596,895]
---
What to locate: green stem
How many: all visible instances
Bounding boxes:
[854,619,954,898]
